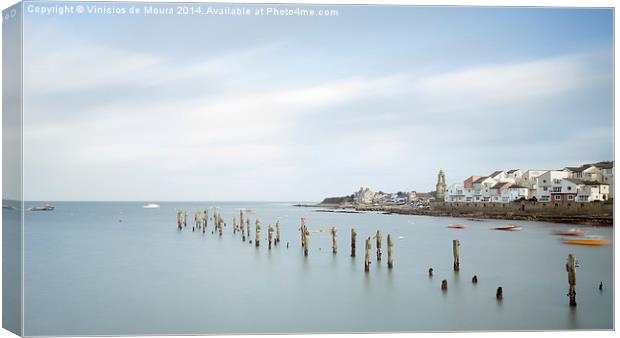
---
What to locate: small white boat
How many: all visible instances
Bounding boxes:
[142,203,160,209]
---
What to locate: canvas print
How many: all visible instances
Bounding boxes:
[2,1,614,336]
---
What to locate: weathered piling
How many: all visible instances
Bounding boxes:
[453,239,461,271]
[428,268,433,277]
[239,210,244,233]
[240,217,246,241]
[441,280,448,291]
[364,237,371,272]
[300,218,306,247]
[351,228,357,257]
[496,287,503,300]
[246,219,251,241]
[331,227,337,254]
[276,221,281,244]
[472,275,478,284]
[233,217,238,235]
[203,209,208,232]
[376,230,382,261]
[177,210,183,230]
[599,282,603,291]
[255,220,261,247]
[183,211,188,228]
[566,254,577,306]
[303,225,310,256]
[268,224,274,250]
[387,234,394,269]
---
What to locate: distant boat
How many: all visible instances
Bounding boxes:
[493,225,522,231]
[447,224,465,229]
[562,235,609,246]
[28,203,54,211]
[142,203,160,209]
[2,205,16,210]
[552,229,586,236]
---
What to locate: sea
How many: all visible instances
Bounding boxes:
[10,201,614,335]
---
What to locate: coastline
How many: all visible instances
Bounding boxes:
[296,203,613,226]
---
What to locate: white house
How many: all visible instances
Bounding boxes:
[472,176,497,202]
[353,187,375,204]
[535,170,570,202]
[500,185,529,202]
[517,170,547,198]
[445,183,465,202]
[576,181,610,202]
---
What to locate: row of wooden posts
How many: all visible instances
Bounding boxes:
[176,209,581,306]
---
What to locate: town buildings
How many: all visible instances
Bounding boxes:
[444,161,613,203]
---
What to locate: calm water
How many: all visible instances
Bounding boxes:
[18,202,613,335]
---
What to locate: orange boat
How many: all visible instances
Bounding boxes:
[447,224,465,229]
[562,236,609,246]
[552,229,586,236]
[493,225,522,231]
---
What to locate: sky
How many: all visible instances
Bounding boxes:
[16,2,614,201]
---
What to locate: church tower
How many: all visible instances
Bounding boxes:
[436,169,447,200]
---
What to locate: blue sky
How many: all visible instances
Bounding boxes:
[19,3,613,201]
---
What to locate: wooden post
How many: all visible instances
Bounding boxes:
[203,209,208,233]
[441,280,448,291]
[183,211,188,228]
[218,214,223,237]
[364,237,371,272]
[376,230,382,261]
[496,287,503,300]
[246,219,251,242]
[233,217,238,235]
[268,224,274,250]
[331,227,337,254]
[255,220,261,247]
[300,218,306,247]
[276,221,281,244]
[351,228,357,257]
[177,210,183,230]
[239,210,244,234]
[303,225,309,256]
[566,254,577,306]
[472,275,478,284]
[453,239,461,271]
[387,234,394,269]
[428,268,433,277]
[240,216,246,241]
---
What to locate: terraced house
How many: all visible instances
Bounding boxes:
[444,161,613,203]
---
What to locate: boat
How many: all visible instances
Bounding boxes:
[2,205,16,210]
[562,235,609,246]
[552,228,586,236]
[142,203,160,209]
[493,225,522,231]
[447,224,465,229]
[28,203,54,211]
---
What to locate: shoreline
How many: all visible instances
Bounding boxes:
[295,203,613,227]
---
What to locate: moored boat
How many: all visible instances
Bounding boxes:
[447,224,465,229]
[493,225,522,231]
[552,228,586,236]
[28,203,55,211]
[562,235,609,246]
[142,203,160,209]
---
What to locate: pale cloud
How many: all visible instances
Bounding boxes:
[22,41,612,200]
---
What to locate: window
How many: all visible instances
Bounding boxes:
[568,195,574,200]
[567,186,572,191]
[543,187,548,191]
[554,195,561,201]
[552,187,561,192]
